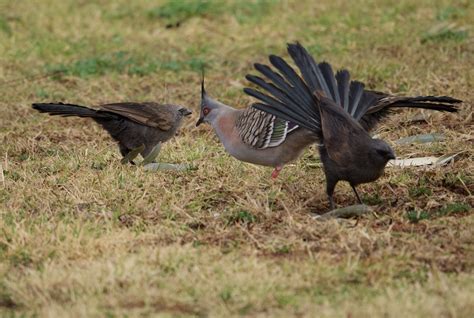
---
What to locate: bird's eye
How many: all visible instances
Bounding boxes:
[202,107,210,115]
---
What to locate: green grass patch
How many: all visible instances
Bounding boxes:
[437,202,471,217]
[226,209,257,225]
[45,51,206,77]
[0,15,12,36]
[148,0,278,26]
[406,210,430,223]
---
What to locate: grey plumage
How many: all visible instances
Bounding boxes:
[32,102,192,161]
[196,78,313,174]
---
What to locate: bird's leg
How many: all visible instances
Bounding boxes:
[271,166,282,179]
[141,143,162,166]
[328,195,335,210]
[326,178,337,210]
[120,144,144,165]
[351,184,363,204]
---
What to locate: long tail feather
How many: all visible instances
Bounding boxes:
[319,62,339,105]
[335,70,350,112]
[245,42,462,135]
[32,103,104,118]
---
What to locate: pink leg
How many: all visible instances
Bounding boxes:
[271,166,282,179]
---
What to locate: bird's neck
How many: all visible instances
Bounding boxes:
[210,106,241,149]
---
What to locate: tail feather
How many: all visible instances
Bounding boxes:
[335,69,350,112]
[268,55,317,116]
[386,96,461,111]
[360,95,460,130]
[245,42,462,134]
[356,92,379,121]
[254,63,308,109]
[319,62,340,105]
[348,81,364,118]
[366,95,460,114]
[245,74,308,118]
[387,101,459,111]
[396,95,461,104]
[32,103,105,118]
[287,43,331,97]
[254,61,317,120]
[244,88,314,129]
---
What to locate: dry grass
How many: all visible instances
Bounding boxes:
[0,0,473,317]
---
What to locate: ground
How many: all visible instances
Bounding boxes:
[0,0,473,317]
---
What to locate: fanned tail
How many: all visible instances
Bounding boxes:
[243,52,323,133]
[245,42,462,133]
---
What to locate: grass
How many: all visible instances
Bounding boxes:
[0,0,473,317]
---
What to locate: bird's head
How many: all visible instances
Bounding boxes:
[177,107,193,117]
[196,72,225,127]
[371,139,396,166]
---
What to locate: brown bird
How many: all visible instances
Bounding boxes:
[32,102,192,162]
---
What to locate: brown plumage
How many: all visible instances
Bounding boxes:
[32,102,192,161]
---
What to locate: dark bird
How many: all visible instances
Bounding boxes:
[32,102,192,162]
[242,42,461,207]
[197,51,459,183]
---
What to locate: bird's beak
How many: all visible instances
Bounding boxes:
[183,109,192,116]
[196,117,204,127]
[387,150,396,161]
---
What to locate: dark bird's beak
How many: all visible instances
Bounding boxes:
[196,117,204,127]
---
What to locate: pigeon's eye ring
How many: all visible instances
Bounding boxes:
[202,107,210,115]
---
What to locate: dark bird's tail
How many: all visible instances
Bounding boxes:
[244,42,462,132]
[32,103,106,118]
[360,94,461,130]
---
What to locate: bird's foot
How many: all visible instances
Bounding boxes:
[271,166,282,179]
[121,144,145,165]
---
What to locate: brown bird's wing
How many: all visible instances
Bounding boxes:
[317,93,369,164]
[99,102,175,130]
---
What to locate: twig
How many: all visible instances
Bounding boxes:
[313,204,373,221]
[238,223,262,249]
[457,176,472,196]
[0,163,4,188]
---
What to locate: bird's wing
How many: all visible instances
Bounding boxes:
[99,102,175,130]
[317,93,369,163]
[236,107,298,149]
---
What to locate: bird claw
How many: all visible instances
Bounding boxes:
[271,166,282,179]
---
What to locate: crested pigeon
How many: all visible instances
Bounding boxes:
[196,42,460,207]
[33,102,192,163]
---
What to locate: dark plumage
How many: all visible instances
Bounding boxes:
[32,102,192,161]
[245,42,461,208]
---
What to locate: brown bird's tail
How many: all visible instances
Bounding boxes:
[32,103,107,118]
